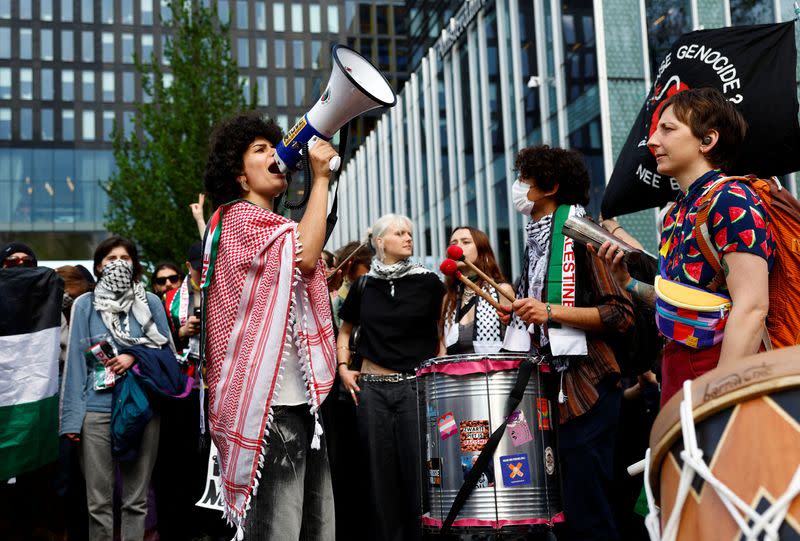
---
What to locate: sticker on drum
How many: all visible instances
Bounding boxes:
[459,420,490,453]
[427,458,442,487]
[437,412,458,440]
[461,452,494,487]
[500,453,532,487]
[544,447,555,476]
[536,398,552,430]
[507,410,533,447]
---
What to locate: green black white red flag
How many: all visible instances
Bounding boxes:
[601,21,800,218]
[0,267,63,479]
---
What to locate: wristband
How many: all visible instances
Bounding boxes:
[609,224,622,236]
[337,361,349,368]
[624,278,638,292]
[546,303,553,324]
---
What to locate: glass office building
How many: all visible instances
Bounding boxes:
[328,0,797,279]
[0,0,407,258]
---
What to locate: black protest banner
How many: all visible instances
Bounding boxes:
[601,21,800,218]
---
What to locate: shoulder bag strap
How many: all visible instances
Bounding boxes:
[441,358,536,534]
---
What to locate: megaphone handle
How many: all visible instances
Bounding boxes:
[307,135,341,172]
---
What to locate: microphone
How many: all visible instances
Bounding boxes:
[445,245,516,303]
[439,260,504,311]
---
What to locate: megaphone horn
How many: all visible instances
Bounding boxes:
[275,44,397,173]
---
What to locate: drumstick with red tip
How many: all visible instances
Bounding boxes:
[446,245,516,302]
[440,259,504,311]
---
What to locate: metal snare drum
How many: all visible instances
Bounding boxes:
[417,353,563,531]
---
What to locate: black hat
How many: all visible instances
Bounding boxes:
[1,241,37,267]
[187,241,203,271]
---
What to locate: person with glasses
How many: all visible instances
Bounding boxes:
[1,241,37,268]
[150,262,182,297]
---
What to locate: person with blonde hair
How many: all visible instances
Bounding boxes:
[337,213,445,541]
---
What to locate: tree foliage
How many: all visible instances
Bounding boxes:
[104,0,252,266]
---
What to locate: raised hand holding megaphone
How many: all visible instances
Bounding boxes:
[275,44,397,173]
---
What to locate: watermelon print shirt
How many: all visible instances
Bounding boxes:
[659,169,776,293]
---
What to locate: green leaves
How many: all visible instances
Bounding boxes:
[104,0,252,267]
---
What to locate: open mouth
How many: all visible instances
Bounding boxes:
[268,161,284,175]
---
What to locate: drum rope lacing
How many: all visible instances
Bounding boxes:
[643,380,800,541]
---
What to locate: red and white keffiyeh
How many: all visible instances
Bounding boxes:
[201,200,336,530]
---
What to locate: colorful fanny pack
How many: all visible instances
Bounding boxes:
[654,275,732,349]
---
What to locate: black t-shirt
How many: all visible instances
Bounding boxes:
[339,272,445,373]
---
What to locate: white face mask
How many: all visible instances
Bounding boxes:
[512,179,535,216]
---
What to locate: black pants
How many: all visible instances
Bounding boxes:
[357,378,425,541]
[557,381,622,541]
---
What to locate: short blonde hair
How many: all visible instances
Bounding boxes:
[370,213,413,261]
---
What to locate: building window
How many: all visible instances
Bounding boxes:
[102,0,114,23]
[256,75,267,106]
[327,5,339,33]
[237,38,249,67]
[61,0,72,21]
[236,0,247,28]
[293,40,304,69]
[61,30,73,61]
[82,31,94,62]
[82,110,95,140]
[256,39,267,68]
[142,34,153,60]
[160,0,171,23]
[122,33,134,63]
[0,1,9,19]
[161,34,169,65]
[0,108,9,139]
[121,0,133,24]
[309,4,320,33]
[218,0,229,24]
[275,39,286,68]
[276,76,287,106]
[62,109,74,140]
[0,28,8,59]
[376,5,389,34]
[0,67,9,99]
[123,72,135,102]
[82,71,94,101]
[102,32,114,62]
[41,68,54,99]
[41,29,54,60]
[141,0,153,24]
[311,40,321,69]
[123,110,134,137]
[20,29,33,60]
[240,75,249,100]
[20,68,33,100]
[42,109,54,140]
[41,0,54,21]
[81,0,93,22]
[162,72,172,88]
[293,77,304,106]
[291,4,303,32]
[21,1,32,19]
[20,108,32,140]
[255,1,266,30]
[103,111,115,141]
[102,72,114,101]
[62,69,74,101]
[273,3,285,32]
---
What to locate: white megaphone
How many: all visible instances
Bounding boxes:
[275,44,397,173]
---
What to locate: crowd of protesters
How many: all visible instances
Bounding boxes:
[0,87,789,541]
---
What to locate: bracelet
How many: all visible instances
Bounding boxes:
[337,361,349,369]
[546,303,553,324]
[625,278,638,292]
[609,224,622,236]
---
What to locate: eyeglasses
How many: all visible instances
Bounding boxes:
[154,274,181,286]
[2,255,34,268]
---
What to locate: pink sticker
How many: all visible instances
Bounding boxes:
[507,410,533,447]
[438,412,458,440]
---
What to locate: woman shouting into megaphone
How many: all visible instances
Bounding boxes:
[202,111,339,540]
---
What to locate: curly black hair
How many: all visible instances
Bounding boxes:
[203,111,283,208]
[514,145,590,207]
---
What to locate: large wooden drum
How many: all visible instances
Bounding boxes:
[648,347,800,540]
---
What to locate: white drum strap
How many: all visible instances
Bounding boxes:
[645,380,800,541]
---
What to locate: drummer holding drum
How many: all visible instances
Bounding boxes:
[501,145,636,541]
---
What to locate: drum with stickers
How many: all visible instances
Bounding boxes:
[646,346,800,541]
[417,353,564,531]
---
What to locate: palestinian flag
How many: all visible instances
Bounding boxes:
[0,267,63,480]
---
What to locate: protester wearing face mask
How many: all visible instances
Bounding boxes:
[0,241,37,268]
[502,146,635,541]
[60,236,174,541]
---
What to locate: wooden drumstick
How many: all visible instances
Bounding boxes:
[440,260,504,311]
[446,245,516,302]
